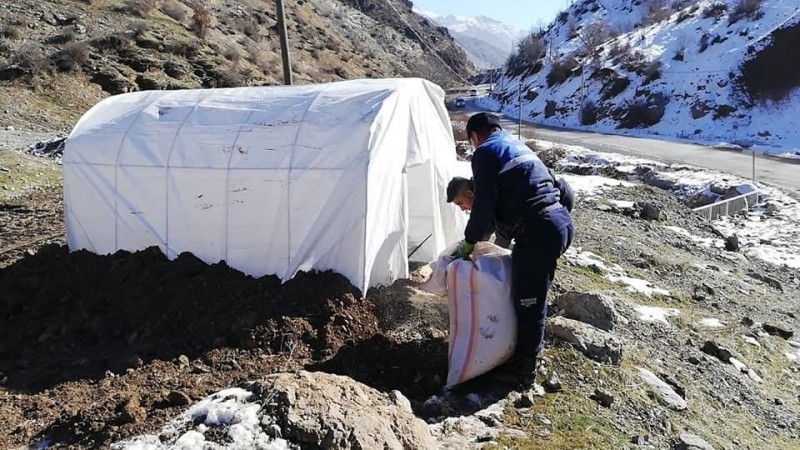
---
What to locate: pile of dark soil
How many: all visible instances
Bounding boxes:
[0,242,451,448]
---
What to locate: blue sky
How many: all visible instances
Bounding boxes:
[411,0,567,31]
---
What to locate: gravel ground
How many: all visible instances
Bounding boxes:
[0,128,63,151]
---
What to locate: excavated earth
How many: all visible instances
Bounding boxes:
[0,187,458,448]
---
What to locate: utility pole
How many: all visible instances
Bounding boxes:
[276,0,293,85]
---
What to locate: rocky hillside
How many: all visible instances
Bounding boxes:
[482,0,800,154]
[0,0,473,134]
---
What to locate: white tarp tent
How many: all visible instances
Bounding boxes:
[64,78,466,293]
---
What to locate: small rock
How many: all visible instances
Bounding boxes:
[701,340,732,363]
[746,369,762,383]
[774,397,784,406]
[741,316,755,326]
[177,355,190,367]
[513,392,535,409]
[657,373,686,399]
[119,396,147,424]
[672,431,714,450]
[724,234,740,252]
[265,424,283,439]
[638,368,687,411]
[688,356,701,365]
[631,435,649,445]
[128,356,144,369]
[637,201,661,221]
[536,414,552,425]
[167,391,192,407]
[729,357,748,372]
[763,323,793,340]
[591,388,615,407]
[544,371,562,393]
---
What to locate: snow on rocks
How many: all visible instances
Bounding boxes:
[694,318,726,330]
[112,387,294,450]
[113,371,437,450]
[564,248,671,298]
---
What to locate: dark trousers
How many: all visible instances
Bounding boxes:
[511,206,574,358]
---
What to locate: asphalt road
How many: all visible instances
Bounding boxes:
[460,108,800,196]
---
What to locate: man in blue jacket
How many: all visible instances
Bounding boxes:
[452,112,574,388]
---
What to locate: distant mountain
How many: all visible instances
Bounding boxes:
[414,9,526,69]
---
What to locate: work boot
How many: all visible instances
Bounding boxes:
[490,356,538,389]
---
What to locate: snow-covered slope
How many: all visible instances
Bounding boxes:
[480,0,800,155]
[414,9,526,69]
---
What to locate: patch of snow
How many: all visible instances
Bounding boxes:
[787,341,800,365]
[607,199,635,209]
[696,318,726,329]
[608,273,671,298]
[743,335,761,347]
[111,388,295,450]
[634,305,680,325]
[663,226,722,248]
[559,174,634,198]
[563,248,609,272]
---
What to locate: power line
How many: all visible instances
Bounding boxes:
[379,0,470,84]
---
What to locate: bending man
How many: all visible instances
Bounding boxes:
[452,112,574,387]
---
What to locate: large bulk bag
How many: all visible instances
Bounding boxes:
[422,242,517,387]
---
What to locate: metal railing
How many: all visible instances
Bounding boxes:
[692,191,759,221]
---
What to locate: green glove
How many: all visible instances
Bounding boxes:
[451,241,475,259]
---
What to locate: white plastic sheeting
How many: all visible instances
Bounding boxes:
[64,78,466,293]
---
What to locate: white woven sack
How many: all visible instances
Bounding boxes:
[444,242,517,387]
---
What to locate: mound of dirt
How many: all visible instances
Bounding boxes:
[0,242,456,448]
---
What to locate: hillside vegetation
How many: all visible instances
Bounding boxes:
[0,0,473,133]
[485,0,800,151]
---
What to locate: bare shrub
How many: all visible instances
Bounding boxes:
[1,25,23,40]
[11,43,50,76]
[577,21,610,58]
[233,17,260,38]
[645,0,673,25]
[729,0,764,24]
[546,56,579,87]
[191,5,213,38]
[160,0,188,22]
[642,59,663,83]
[617,48,649,73]
[505,33,545,74]
[130,20,151,39]
[54,41,90,71]
[580,101,599,125]
[124,0,158,17]
[215,64,251,87]
[224,44,243,67]
[702,2,728,20]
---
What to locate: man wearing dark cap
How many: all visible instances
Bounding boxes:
[451,112,574,388]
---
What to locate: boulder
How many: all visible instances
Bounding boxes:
[546,316,622,365]
[254,371,435,450]
[554,291,624,331]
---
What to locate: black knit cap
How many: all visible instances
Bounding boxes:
[466,112,502,136]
